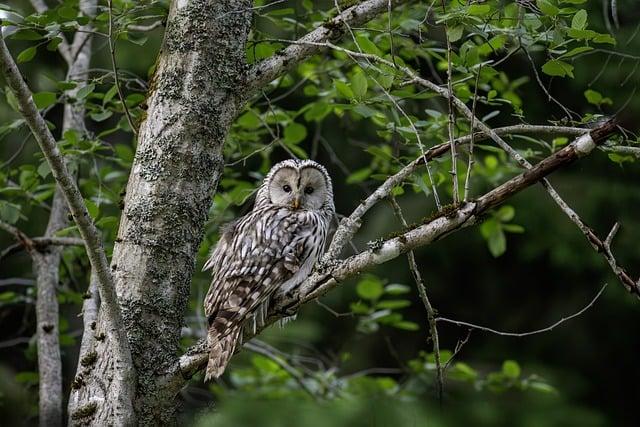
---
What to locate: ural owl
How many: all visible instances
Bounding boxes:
[203,159,335,380]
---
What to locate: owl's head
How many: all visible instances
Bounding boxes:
[255,159,334,212]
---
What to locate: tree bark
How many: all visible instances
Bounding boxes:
[74,1,253,424]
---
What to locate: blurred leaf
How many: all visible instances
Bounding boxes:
[17,46,37,63]
[284,122,307,144]
[356,276,384,300]
[33,91,57,109]
[502,360,521,379]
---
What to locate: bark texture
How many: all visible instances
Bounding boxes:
[77,1,253,424]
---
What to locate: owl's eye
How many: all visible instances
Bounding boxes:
[304,186,314,195]
[282,184,292,193]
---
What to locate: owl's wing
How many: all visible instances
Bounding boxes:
[203,207,314,334]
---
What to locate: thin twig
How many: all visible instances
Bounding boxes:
[389,197,443,404]
[463,64,482,202]
[107,0,138,136]
[441,0,459,205]
[437,284,608,337]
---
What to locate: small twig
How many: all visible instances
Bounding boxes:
[127,21,164,32]
[441,0,459,205]
[437,284,608,337]
[107,0,138,136]
[463,65,482,202]
[389,197,443,403]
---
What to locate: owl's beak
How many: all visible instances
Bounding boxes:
[291,196,301,210]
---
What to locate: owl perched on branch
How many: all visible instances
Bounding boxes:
[203,159,335,380]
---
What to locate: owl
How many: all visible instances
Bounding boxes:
[202,159,335,380]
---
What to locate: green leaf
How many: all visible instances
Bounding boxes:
[33,91,57,109]
[37,161,51,178]
[103,85,118,105]
[5,88,19,112]
[529,381,557,393]
[542,59,574,78]
[57,6,77,20]
[593,33,616,44]
[17,46,37,63]
[537,0,559,16]
[356,276,384,300]
[447,25,464,43]
[393,321,419,331]
[496,205,515,222]
[11,29,42,40]
[351,70,368,99]
[237,110,261,129]
[503,224,525,233]
[76,83,95,100]
[90,110,113,122]
[346,167,372,184]
[355,35,381,56]
[334,79,354,99]
[115,144,134,164]
[560,46,593,58]
[283,122,307,144]
[468,4,490,16]
[376,299,411,310]
[0,201,21,224]
[571,9,587,30]
[450,362,478,381]
[384,283,411,295]
[47,37,63,52]
[350,301,370,314]
[502,360,521,378]
[84,199,99,219]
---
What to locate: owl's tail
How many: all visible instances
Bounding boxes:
[205,327,241,382]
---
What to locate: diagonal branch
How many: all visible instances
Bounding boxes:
[282,41,638,297]
[0,34,136,423]
[244,0,410,98]
[164,121,621,393]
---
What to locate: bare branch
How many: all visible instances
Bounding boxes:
[389,197,443,403]
[0,34,135,424]
[437,284,608,337]
[0,236,84,261]
[127,21,164,32]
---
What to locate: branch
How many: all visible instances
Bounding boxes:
[324,124,588,260]
[0,34,136,422]
[389,197,443,403]
[244,0,410,98]
[437,283,608,337]
[166,122,619,392]
[281,41,639,298]
[0,236,84,261]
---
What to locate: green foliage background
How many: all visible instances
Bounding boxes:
[1,0,639,425]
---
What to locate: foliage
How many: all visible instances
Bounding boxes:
[1,0,639,425]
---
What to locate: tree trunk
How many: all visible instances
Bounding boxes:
[70,1,253,424]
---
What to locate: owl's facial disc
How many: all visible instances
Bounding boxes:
[268,166,327,210]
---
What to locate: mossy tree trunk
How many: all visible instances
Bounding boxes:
[68,1,253,424]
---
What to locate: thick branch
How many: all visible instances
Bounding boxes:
[0,34,135,424]
[244,0,409,97]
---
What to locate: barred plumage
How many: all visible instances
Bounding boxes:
[203,159,335,380]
